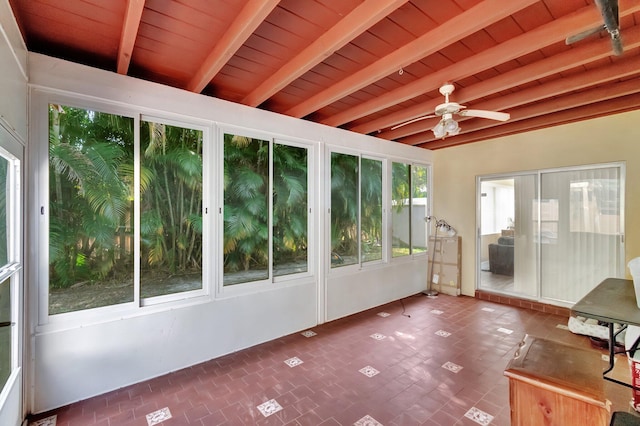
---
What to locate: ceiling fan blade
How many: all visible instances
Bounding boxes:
[566,25,605,45]
[458,109,510,121]
[390,114,436,130]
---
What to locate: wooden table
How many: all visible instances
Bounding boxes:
[505,335,610,425]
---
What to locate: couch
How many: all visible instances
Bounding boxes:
[488,236,514,276]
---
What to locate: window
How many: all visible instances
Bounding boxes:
[361,158,383,263]
[330,152,384,268]
[48,104,206,315]
[223,132,310,286]
[392,162,428,257]
[49,105,135,314]
[140,119,204,298]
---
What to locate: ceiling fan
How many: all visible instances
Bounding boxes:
[565,0,623,56]
[391,83,510,139]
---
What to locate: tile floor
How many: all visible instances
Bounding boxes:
[29,294,638,425]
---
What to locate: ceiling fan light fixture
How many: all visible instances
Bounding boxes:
[432,121,446,139]
[444,117,459,133]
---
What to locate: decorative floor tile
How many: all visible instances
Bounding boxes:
[430,309,443,315]
[464,406,494,426]
[284,356,303,367]
[354,414,383,426]
[497,327,513,334]
[359,365,380,377]
[603,354,610,362]
[556,323,569,330]
[301,330,317,338]
[31,416,57,426]
[257,399,283,417]
[146,407,172,426]
[370,333,386,340]
[435,330,451,337]
[377,312,391,317]
[481,307,495,312]
[442,361,463,373]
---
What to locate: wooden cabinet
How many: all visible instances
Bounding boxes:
[504,335,611,426]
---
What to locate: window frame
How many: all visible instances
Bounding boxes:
[327,146,388,274]
[216,125,315,299]
[389,159,431,262]
[35,92,214,327]
[0,127,22,404]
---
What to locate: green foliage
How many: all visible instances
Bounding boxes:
[48,105,134,288]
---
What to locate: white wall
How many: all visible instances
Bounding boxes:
[0,1,27,425]
[27,53,432,413]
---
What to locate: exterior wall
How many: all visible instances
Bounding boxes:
[27,53,433,412]
[433,111,640,297]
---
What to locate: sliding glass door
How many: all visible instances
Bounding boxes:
[540,165,624,304]
[478,174,537,299]
[477,163,624,305]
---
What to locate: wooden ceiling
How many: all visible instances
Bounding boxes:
[8,0,640,149]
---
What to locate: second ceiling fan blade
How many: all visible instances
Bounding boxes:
[566,25,605,45]
[458,109,510,121]
[391,114,436,130]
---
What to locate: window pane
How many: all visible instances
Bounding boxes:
[361,158,382,263]
[0,277,10,392]
[0,156,8,266]
[392,162,410,257]
[223,134,269,285]
[411,165,428,254]
[331,152,358,267]
[273,144,308,276]
[140,121,203,297]
[49,105,134,314]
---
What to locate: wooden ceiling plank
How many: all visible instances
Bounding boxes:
[371,25,640,138]
[405,75,640,146]
[117,0,145,74]
[284,0,540,118]
[421,93,640,149]
[186,0,280,93]
[241,0,409,107]
[323,0,640,128]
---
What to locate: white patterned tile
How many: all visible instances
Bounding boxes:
[556,323,569,330]
[442,361,463,373]
[377,312,391,317]
[430,309,444,315]
[370,333,386,340]
[354,414,383,426]
[602,354,610,362]
[31,416,57,426]
[301,330,317,338]
[497,327,513,334]
[146,407,172,426]
[257,399,283,417]
[284,356,303,367]
[464,406,494,426]
[481,307,495,312]
[435,330,451,337]
[359,365,380,377]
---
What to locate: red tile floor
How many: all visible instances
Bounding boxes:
[29,294,639,425]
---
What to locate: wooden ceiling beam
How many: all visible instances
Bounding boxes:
[377,40,640,140]
[283,0,539,118]
[403,75,640,147]
[353,24,640,137]
[117,0,145,75]
[419,93,640,150]
[241,0,409,107]
[322,0,640,128]
[186,0,280,93]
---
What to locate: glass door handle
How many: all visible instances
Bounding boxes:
[0,321,13,328]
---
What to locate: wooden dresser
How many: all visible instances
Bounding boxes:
[504,335,611,426]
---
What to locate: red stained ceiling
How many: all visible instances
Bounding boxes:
[8,0,640,149]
